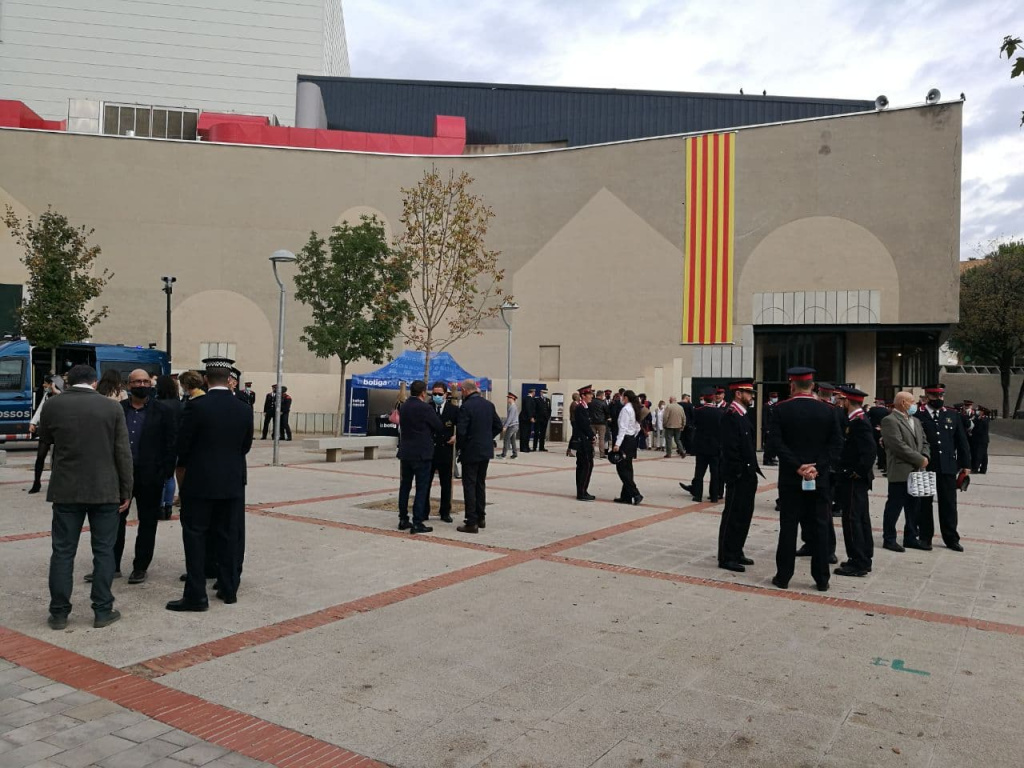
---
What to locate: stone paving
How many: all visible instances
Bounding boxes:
[1,437,1023,767]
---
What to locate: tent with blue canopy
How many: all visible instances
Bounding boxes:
[350,351,492,391]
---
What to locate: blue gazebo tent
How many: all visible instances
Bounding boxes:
[351,351,491,391]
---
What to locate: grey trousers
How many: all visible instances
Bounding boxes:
[501,426,519,457]
[49,503,119,617]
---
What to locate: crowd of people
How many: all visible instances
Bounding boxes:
[33,358,255,629]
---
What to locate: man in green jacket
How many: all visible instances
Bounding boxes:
[879,391,930,553]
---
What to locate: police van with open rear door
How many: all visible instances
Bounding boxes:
[0,340,170,443]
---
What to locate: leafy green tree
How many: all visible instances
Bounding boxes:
[294,216,412,435]
[1001,35,1024,126]
[948,241,1024,417]
[2,205,111,373]
[396,167,508,380]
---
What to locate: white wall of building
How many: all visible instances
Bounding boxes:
[0,0,349,124]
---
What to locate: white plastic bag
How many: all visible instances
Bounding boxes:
[907,470,936,498]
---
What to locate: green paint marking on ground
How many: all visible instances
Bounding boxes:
[871,657,930,676]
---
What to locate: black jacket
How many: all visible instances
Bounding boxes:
[720,406,762,481]
[914,407,971,475]
[397,397,443,462]
[837,412,876,488]
[520,396,536,424]
[691,404,723,455]
[121,397,177,484]
[573,399,595,441]
[767,394,844,490]
[867,405,889,431]
[432,400,459,457]
[457,392,502,463]
[589,398,607,425]
[972,415,990,445]
[681,400,695,429]
[535,397,551,423]
[262,393,275,415]
[177,389,254,499]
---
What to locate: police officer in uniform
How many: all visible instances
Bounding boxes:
[761,392,779,466]
[718,379,763,572]
[519,388,536,453]
[427,381,458,523]
[768,367,844,591]
[914,385,970,551]
[573,385,596,501]
[680,390,723,503]
[867,397,890,475]
[533,390,551,452]
[834,386,875,577]
[972,407,990,474]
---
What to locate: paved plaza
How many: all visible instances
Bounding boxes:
[1,436,1023,767]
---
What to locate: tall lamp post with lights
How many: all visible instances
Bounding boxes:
[270,250,297,467]
[499,300,519,409]
[160,276,176,360]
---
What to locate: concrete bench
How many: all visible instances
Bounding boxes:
[302,436,398,462]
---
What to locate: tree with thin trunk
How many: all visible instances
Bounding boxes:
[947,241,1024,417]
[293,216,412,436]
[2,205,111,374]
[396,168,507,381]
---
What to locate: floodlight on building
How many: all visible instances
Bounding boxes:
[925,88,941,105]
[875,95,889,110]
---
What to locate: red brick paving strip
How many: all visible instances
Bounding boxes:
[0,627,386,768]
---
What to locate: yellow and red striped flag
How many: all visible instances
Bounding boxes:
[683,132,736,344]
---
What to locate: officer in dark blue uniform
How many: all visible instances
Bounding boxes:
[914,384,970,551]
[573,385,597,501]
[767,367,844,591]
[718,379,764,572]
[833,386,876,577]
[427,381,459,523]
[680,390,723,503]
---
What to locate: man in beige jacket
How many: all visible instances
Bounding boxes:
[879,392,929,553]
[662,396,686,458]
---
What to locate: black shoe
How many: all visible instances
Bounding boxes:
[834,565,869,577]
[613,497,632,504]
[709,497,720,503]
[478,519,486,529]
[439,514,454,523]
[410,523,433,534]
[905,541,931,551]
[816,582,830,592]
[28,483,41,494]
[679,483,693,494]
[398,520,411,531]
[457,524,479,534]
[539,448,549,452]
[47,614,68,630]
[215,590,237,604]
[632,495,644,505]
[94,610,121,628]
[840,559,871,572]
[828,554,838,565]
[166,599,208,612]
[180,573,188,581]
[577,494,596,502]
[127,570,147,585]
[160,505,173,520]
[774,500,781,512]
[794,546,812,557]
[719,561,746,572]
[946,542,964,552]
[771,576,789,590]
[84,571,121,583]
[738,557,754,566]
[883,541,905,553]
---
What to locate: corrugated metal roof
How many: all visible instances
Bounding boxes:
[298,76,875,147]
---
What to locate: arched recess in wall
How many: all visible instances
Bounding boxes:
[172,290,275,371]
[334,206,394,242]
[737,216,899,325]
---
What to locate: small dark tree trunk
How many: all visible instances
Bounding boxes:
[336,360,347,436]
[1013,376,1024,419]
[1000,356,1012,418]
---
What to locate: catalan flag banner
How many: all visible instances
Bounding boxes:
[683,132,736,344]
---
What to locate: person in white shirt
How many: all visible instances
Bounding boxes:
[28,375,64,494]
[611,390,644,505]
[651,401,666,451]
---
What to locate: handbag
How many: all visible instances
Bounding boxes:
[388,408,400,425]
[907,470,936,498]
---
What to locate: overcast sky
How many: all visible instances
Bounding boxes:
[344,0,1022,260]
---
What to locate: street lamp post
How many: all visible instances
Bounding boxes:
[270,250,297,467]
[499,300,519,409]
[161,276,176,360]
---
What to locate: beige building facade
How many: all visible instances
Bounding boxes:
[0,101,962,418]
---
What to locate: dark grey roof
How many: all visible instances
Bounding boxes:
[298,76,875,147]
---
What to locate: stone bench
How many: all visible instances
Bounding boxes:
[302,436,398,462]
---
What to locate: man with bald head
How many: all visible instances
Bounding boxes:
[878,391,930,553]
[96,368,177,585]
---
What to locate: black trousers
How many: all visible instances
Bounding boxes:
[576,439,594,496]
[916,473,960,547]
[532,420,548,451]
[398,459,432,525]
[181,495,244,603]
[876,437,887,472]
[973,442,988,473]
[837,478,873,568]
[33,442,50,486]
[428,450,453,518]
[461,460,489,526]
[881,481,920,545]
[776,486,831,586]
[690,453,721,501]
[281,412,292,440]
[261,413,274,439]
[761,431,775,464]
[114,471,163,573]
[682,427,694,454]
[519,422,531,452]
[719,474,757,564]
[50,503,119,617]
[615,434,640,501]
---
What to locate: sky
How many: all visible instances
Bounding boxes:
[343,0,1023,260]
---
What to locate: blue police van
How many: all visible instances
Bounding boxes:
[0,340,170,442]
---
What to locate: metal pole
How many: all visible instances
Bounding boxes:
[272,263,286,467]
[165,287,172,361]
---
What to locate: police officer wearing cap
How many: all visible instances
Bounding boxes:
[833,386,875,577]
[680,390,723,503]
[168,356,253,611]
[228,368,252,407]
[761,391,779,466]
[533,389,551,452]
[767,367,844,591]
[718,379,763,572]
[914,385,970,551]
[427,381,458,524]
[573,386,597,501]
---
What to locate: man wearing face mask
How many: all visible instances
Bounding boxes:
[913,385,970,551]
[761,391,778,466]
[879,391,929,552]
[90,369,177,586]
[427,381,458,523]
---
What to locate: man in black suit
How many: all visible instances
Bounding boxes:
[280,386,293,441]
[718,379,763,572]
[260,385,277,439]
[761,392,779,466]
[867,398,890,474]
[456,379,503,533]
[397,380,443,534]
[680,391,723,502]
[533,390,551,452]
[680,394,695,456]
[39,365,133,630]
[168,357,254,611]
[427,381,458,523]
[105,369,177,586]
[914,384,970,551]
[833,386,876,577]
[519,388,536,453]
[972,407,990,474]
[573,385,597,501]
[768,367,844,591]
